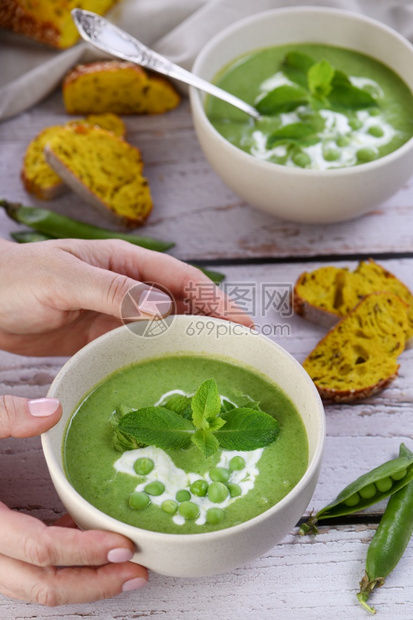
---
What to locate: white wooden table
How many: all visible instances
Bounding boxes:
[1,91,413,619]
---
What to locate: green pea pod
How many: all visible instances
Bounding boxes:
[9,230,226,284]
[0,199,174,252]
[357,443,413,614]
[300,452,413,535]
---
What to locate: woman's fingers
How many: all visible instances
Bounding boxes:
[0,395,61,439]
[0,554,147,606]
[0,504,148,605]
[0,503,136,568]
[65,240,254,327]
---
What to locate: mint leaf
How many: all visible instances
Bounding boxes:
[329,74,378,110]
[332,70,352,88]
[256,85,308,115]
[329,84,378,110]
[110,406,145,452]
[112,427,144,452]
[282,51,315,88]
[308,59,335,99]
[191,378,221,430]
[191,429,220,457]
[267,122,319,148]
[208,416,227,431]
[214,407,280,451]
[117,406,194,450]
[161,393,192,419]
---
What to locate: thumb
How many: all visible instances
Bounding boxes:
[0,396,62,439]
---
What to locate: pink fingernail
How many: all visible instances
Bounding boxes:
[28,398,60,417]
[107,547,134,563]
[122,577,148,592]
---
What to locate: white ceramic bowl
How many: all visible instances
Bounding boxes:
[190,7,413,224]
[42,315,325,577]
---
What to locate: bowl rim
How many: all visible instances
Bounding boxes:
[41,315,326,542]
[190,5,413,177]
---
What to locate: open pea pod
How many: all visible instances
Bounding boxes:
[300,453,413,535]
[357,443,413,614]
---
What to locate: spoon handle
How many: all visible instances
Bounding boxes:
[71,9,260,120]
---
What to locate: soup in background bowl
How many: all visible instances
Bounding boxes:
[190,7,413,223]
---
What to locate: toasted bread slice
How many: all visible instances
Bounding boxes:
[45,124,152,227]
[303,292,408,402]
[63,61,181,115]
[293,259,413,339]
[0,1,120,49]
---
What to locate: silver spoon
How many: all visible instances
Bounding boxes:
[71,8,261,120]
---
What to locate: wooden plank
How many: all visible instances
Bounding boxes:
[0,526,412,619]
[1,93,413,261]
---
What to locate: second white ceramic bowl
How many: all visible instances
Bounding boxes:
[190,7,413,224]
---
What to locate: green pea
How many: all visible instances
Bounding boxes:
[178,501,200,520]
[336,135,350,147]
[357,147,376,162]
[359,483,377,499]
[229,456,246,471]
[209,467,230,483]
[190,479,208,497]
[228,483,242,498]
[292,151,311,168]
[208,481,229,503]
[369,107,381,116]
[323,148,340,162]
[206,507,226,525]
[367,125,384,138]
[161,500,178,515]
[392,468,407,481]
[133,457,154,476]
[176,489,191,502]
[144,481,165,496]
[344,492,360,507]
[129,491,150,510]
[376,477,393,493]
[349,118,362,130]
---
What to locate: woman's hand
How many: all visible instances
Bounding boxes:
[0,237,253,605]
[0,396,148,605]
[0,238,253,356]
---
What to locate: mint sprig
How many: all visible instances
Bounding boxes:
[256,51,378,117]
[191,378,221,429]
[113,379,280,458]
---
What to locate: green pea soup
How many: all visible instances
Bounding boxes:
[206,43,413,169]
[63,355,308,534]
